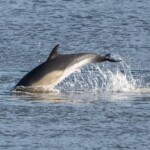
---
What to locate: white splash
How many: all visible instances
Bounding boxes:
[57,57,146,93]
[104,69,137,92]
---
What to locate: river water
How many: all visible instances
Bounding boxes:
[0,0,150,149]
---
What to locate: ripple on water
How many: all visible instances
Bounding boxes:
[0,0,150,149]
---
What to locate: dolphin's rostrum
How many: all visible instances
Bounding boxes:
[15,44,120,90]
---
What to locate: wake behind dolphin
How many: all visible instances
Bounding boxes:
[14,44,120,91]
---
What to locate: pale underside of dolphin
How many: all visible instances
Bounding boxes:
[15,44,120,90]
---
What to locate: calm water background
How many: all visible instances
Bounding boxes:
[0,0,150,149]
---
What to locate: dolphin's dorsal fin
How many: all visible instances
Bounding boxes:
[47,44,60,60]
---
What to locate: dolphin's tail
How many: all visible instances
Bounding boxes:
[102,54,121,62]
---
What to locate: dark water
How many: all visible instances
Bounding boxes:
[0,0,150,149]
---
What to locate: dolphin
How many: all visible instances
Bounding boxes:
[14,44,120,90]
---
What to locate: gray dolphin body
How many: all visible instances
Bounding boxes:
[15,44,120,90]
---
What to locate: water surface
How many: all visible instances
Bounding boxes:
[0,0,150,149]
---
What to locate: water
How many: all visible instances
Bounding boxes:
[0,0,150,149]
